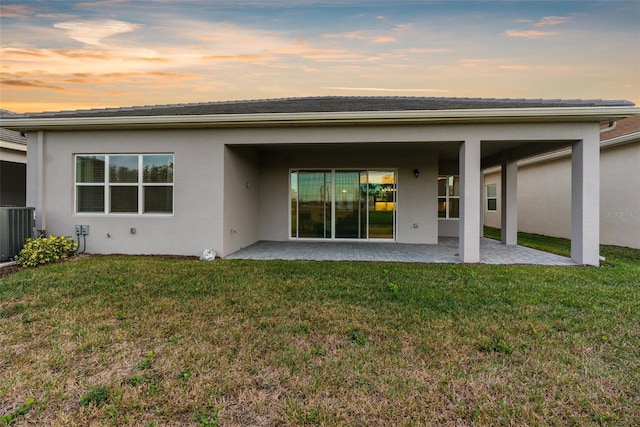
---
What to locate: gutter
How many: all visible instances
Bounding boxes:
[2,106,638,131]
[0,141,27,152]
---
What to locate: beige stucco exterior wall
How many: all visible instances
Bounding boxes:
[256,145,439,245]
[483,141,640,249]
[223,146,260,256]
[518,158,572,238]
[600,143,640,248]
[24,120,605,256]
[27,129,226,256]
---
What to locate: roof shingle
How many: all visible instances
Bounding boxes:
[1,96,634,120]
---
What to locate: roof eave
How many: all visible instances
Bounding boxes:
[2,106,638,131]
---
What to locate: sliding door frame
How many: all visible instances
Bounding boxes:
[289,168,397,241]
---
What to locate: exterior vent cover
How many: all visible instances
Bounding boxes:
[0,207,35,262]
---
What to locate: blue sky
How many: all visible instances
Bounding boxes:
[1,0,638,113]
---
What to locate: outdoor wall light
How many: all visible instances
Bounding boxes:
[413,168,420,178]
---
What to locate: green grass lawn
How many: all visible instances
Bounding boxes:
[1,236,639,426]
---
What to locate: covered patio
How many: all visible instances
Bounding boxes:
[226,238,576,265]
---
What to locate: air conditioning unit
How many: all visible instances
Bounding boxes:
[0,207,35,262]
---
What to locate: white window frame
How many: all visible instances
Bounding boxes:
[438,175,459,219]
[74,153,174,216]
[486,183,497,212]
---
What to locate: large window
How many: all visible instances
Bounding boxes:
[75,154,173,214]
[437,175,459,219]
[486,183,497,211]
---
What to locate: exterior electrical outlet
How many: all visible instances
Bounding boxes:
[75,225,89,235]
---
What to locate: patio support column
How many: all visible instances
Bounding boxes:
[571,136,600,266]
[459,139,481,263]
[501,153,518,245]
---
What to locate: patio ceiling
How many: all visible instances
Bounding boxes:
[245,140,574,165]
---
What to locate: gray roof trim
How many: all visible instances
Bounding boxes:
[2,106,639,132]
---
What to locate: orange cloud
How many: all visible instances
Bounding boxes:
[200,54,272,62]
[505,29,557,39]
[1,79,65,91]
[498,65,531,70]
[1,48,49,58]
[53,49,116,60]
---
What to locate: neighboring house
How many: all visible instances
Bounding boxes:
[484,114,640,249]
[1,97,637,265]
[0,122,28,207]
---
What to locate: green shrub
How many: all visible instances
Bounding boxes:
[14,235,78,267]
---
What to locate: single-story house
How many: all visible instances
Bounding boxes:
[484,114,640,249]
[1,97,637,265]
[0,124,27,207]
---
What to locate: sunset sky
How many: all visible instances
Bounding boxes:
[1,0,638,114]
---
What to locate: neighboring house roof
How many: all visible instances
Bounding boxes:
[0,128,27,145]
[0,127,27,164]
[600,114,640,141]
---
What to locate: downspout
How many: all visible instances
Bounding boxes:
[600,121,616,133]
[597,121,614,263]
[37,131,46,235]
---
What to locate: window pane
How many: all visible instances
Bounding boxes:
[438,198,447,218]
[144,186,173,213]
[449,176,460,196]
[76,156,105,183]
[110,186,138,213]
[487,198,497,211]
[77,186,104,212]
[486,183,496,198]
[143,155,173,183]
[110,155,138,183]
[291,171,298,238]
[437,177,447,196]
[449,198,460,218]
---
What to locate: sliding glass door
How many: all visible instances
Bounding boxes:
[367,171,395,239]
[291,171,332,238]
[335,171,366,239]
[291,169,395,240]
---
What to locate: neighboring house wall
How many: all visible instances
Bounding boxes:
[0,128,27,206]
[484,140,640,249]
[600,142,640,248]
[483,171,501,230]
[0,161,26,206]
[485,158,573,238]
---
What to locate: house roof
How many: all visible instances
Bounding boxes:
[2,96,635,119]
[1,96,637,131]
[600,114,640,141]
[0,128,27,145]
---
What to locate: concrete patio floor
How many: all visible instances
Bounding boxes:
[226,237,576,265]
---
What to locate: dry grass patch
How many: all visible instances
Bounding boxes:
[1,240,639,426]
